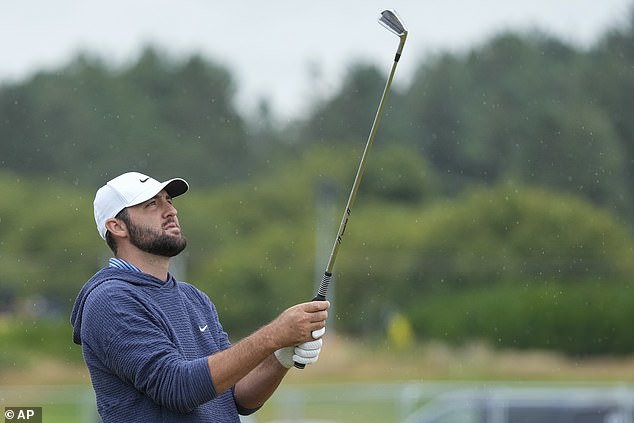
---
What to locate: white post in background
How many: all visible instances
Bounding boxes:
[169,253,187,282]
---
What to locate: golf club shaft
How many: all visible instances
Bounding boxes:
[294,43,405,370]
[316,50,401,300]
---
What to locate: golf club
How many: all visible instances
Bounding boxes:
[295,9,408,369]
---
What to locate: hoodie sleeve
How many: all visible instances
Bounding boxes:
[81,283,217,413]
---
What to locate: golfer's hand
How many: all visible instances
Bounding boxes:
[275,327,326,368]
[272,301,329,347]
[295,326,326,365]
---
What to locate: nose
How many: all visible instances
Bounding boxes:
[165,202,177,217]
[161,198,177,218]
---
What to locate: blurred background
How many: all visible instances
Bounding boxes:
[2,1,634,422]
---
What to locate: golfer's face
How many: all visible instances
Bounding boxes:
[124,190,187,257]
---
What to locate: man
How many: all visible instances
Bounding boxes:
[71,171,329,422]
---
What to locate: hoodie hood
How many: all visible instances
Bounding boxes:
[70,267,173,345]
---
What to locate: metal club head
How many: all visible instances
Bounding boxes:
[378,9,408,38]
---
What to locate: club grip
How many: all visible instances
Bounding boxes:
[293,287,328,369]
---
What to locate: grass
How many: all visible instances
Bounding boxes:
[258,388,405,423]
[0,385,96,423]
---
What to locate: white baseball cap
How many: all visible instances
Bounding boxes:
[94,171,189,239]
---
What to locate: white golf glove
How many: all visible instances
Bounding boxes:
[274,327,326,369]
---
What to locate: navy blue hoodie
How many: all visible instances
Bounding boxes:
[71,267,242,422]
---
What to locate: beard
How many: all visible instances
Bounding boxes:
[127,219,187,257]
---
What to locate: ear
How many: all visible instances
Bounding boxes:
[105,217,128,239]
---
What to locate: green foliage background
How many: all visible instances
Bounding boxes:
[2,8,634,360]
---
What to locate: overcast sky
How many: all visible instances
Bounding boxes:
[2,0,632,120]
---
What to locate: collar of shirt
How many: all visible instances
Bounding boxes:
[108,257,142,273]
